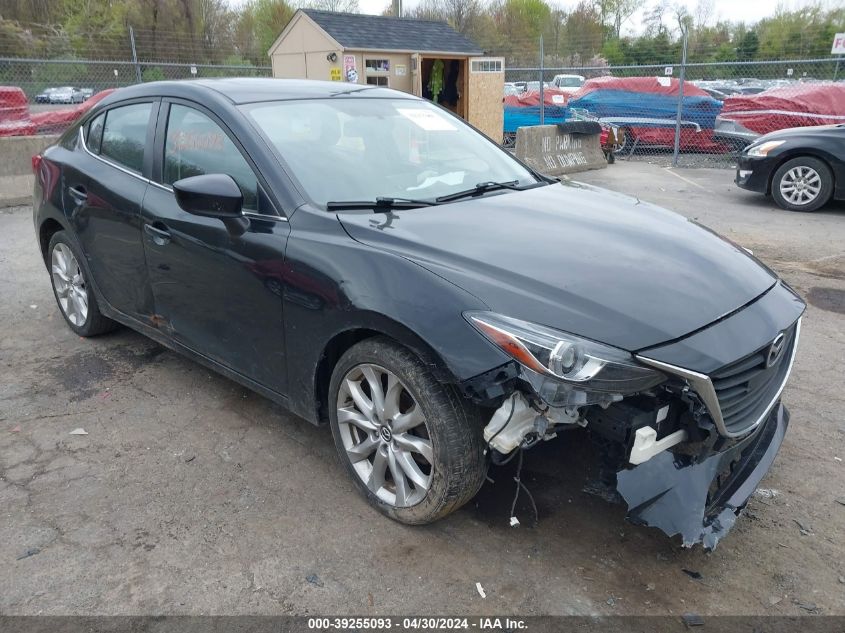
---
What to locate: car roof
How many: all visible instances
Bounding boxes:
[97,78,417,107]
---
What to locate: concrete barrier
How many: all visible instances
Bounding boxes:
[515,123,607,177]
[0,134,60,207]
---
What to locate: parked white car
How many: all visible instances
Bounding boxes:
[48,87,84,104]
[551,74,585,94]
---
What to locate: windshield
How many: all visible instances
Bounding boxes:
[558,77,584,88]
[243,98,537,206]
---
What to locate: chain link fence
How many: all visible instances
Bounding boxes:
[0,21,274,136]
[504,51,844,168]
[0,57,271,137]
[2,38,843,169]
[1,58,271,97]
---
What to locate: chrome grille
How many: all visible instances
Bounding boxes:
[709,324,797,436]
[637,319,801,439]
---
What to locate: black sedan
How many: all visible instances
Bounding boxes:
[736,124,845,212]
[33,79,804,548]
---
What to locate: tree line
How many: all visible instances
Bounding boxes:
[0,0,842,67]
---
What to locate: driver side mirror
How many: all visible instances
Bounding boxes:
[173,174,243,219]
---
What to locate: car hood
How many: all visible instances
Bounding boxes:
[337,182,777,351]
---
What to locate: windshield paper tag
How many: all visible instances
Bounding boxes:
[398,108,457,131]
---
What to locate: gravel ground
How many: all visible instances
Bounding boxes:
[1,162,844,616]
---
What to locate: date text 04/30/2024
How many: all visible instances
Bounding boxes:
[306,617,528,630]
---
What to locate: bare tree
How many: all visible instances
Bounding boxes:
[672,3,693,35]
[442,0,480,33]
[591,0,638,38]
[692,0,715,30]
[609,0,638,38]
[407,0,447,21]
[643,0,670,36]
[309,0,360,13]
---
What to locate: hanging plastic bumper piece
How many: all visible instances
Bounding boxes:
[615,402,788,550]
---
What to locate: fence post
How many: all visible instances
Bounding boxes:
[539,35,545,126]
[672,27,688,167]
[129,26,142,84]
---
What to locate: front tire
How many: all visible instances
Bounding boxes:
[328,337,486,524]
[48,231,118,337]
[771,156,833,212]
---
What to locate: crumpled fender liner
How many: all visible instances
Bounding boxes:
[616,403,788,549]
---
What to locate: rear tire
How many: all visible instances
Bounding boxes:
[771,156,833,212]
[328,337,486,525]
[47,231,119,337]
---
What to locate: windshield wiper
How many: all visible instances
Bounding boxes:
[326,196,437,212]
[435,180,541,204]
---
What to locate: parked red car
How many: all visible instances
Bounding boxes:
[715,82,845,148]
[0,86,35,136]
[29,89,115,134]
[0,87,114,137]
[567,76,728,153]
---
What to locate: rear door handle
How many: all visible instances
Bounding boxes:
[68,185,87,201]
[144,222,171,246]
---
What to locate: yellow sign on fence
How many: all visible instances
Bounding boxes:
[330,68,342,81]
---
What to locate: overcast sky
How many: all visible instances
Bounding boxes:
[356,0,833,33]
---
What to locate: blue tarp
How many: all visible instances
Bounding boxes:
[566,90,723,128]
[504,91,724,133]
[503,105,568,133]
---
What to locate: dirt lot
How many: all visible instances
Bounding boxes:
[1,161,844,616]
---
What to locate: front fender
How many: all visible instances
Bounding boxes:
[282,208,510,423]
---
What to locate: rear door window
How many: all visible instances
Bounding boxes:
[163,104,259,211]
[99,103,153,173]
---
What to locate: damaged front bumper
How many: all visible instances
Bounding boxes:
[616,402,788,549]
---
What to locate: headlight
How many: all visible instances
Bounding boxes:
[746,140,785,157]
[466,312,666,407]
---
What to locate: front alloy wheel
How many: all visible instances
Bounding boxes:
[771,156,833,212]
[328,337,486,524]
[337,363,433,507]
[779,166,821,206]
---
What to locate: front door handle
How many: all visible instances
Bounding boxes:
[68,185,87,202]
[144,222,171,246]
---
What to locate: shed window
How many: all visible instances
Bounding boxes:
[365,59,390,73]
[470,59,502,73]
[366,76,389,86]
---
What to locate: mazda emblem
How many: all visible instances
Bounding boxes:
[766,332,786,368]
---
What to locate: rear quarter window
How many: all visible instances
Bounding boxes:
[86,113,105,153]
[58,124,81,150]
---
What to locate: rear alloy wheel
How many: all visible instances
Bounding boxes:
[771,157,833,212]
[328,337,486,524]
[47,231,118,337]
[51,242,88,327]
[613,127,633,155]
